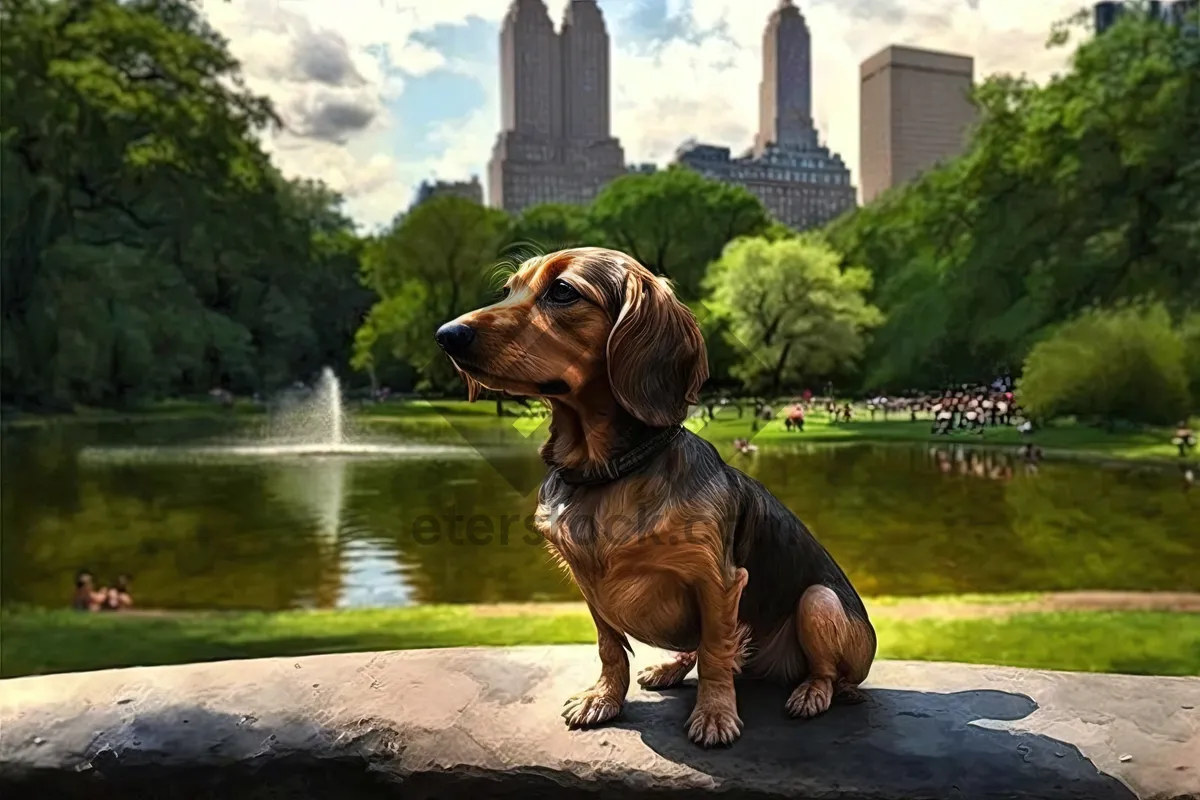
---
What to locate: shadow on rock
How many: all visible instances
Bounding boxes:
[613,680,1136,799]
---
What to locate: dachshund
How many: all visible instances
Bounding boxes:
[435,247,876,747]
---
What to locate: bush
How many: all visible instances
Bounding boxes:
[1018,304,1191,426]
[1181,313,1200,412]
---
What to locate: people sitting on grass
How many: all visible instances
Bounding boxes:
[71,570,133,612]
[103,575,134,611]
[71,570,105,611]
[784,403,805,432]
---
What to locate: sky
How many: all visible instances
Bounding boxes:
[199,0,1086,229]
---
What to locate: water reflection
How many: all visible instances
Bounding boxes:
[1,420,1196,610]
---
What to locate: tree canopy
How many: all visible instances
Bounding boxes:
[588,166,772,300]
[826,8,1200,394]
[1,0,371,409]
[705,237,882,393]
[8,0,1195,421]
[353,196,510,393]
[1019,303,1192,426]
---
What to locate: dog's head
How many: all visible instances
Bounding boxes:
[435,247,708,426]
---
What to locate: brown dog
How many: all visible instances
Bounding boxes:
[435,247,875,747]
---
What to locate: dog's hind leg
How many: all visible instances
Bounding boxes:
[637,650,696,690]
[786,585,876,719]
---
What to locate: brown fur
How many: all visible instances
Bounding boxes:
[438,247,875,747]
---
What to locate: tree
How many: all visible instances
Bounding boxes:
[825,7,1200,393]
[0,0,370,408]
[587,166,772,300]
[354,196,509,393]
[1018,304,1191,426]
[503,203,591,260]
[704,236,882,394]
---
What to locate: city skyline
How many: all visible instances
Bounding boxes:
[675,0,856,231]
[195,0,1087,228]
[488,0,626,213]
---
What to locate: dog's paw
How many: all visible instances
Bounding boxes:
[786,677,834,719]
[637,653,696,690]
[686,701,743,747]
[562,686,622,728]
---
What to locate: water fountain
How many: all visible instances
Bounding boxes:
[78,367,470,464]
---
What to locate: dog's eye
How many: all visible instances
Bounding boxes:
[544,279,581,305]
[499,285,511,300]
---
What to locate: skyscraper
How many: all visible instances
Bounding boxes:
[677,1,855,231]
[756,0,816,154]
[859,45,976,204]
[561,0,609,141]
[498,0,561,139]
[488,0,624,214]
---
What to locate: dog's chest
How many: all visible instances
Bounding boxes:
[537,495,701,651]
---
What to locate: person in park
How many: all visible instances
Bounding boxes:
[102,575,134,611]
[1173,422,1196,458]
[785,403,805,432]
[70,570,134,611]
[71,570,105,611]
[732,437,758,455]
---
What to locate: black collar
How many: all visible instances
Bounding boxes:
[552,425,684,487]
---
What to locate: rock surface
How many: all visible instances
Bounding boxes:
[1,647,1197,799]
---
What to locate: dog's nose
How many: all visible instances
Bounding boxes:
[435,322,476,355]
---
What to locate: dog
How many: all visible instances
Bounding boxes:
[435,247,876,747]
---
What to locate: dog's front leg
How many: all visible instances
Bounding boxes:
[563,603,630,728]
[687,565,749,747]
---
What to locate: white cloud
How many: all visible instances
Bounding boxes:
[197,0,1085,228]
[605,0,1082,194]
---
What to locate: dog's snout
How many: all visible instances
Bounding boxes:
[435,322,476,355]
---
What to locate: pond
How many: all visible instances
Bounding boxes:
[1,417,1196,611]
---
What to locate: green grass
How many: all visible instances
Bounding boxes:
[4,396,1191,465]
[360,399,1194,463]
[688,414,1193,463]
[3,605,1196,679]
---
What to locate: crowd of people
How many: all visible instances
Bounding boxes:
[71,570,134,612]
[740,378,1027,436]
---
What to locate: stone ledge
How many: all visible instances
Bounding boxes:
[0,646,1196,799]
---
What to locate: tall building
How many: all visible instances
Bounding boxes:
[487,0,624,214]
[412,177,484,208]
[859,45,976,204]
[674,1,855,231]
[756,0,814,154]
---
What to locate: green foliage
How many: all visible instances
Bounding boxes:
[587,166,772,300]
[1,0,371,408]
[704,237,882,392]
[504,203,591,259]
[356,168,776,392]
[1018,304,1191,426]
[1180,312,1200,407]
[355,196,510,393]
[826,9,1200,392]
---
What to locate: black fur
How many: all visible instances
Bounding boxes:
[539,428,874,647]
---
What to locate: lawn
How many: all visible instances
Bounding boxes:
[3,604,1196,679]
[361,399,1192,464]
[3,396,1191,465]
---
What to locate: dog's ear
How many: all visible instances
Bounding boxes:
[607,272,708,426]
